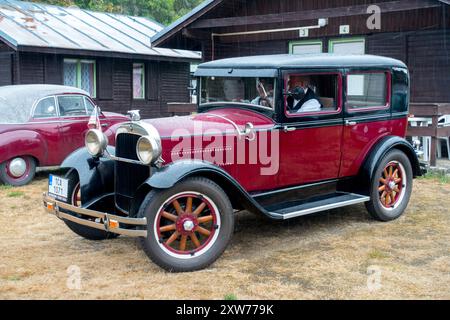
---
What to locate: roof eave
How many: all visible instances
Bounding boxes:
[15,45,201,62]
[151,0,223,47]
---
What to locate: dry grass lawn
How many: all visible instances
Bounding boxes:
[0,171,449,300]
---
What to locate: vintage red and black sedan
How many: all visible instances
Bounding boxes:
[43,54,422,272]
[0,85,128,186]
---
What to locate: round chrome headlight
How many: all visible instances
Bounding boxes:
[85,129,107,157]
[136,135,162,165]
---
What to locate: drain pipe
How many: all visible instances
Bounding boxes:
[211,18,329,60]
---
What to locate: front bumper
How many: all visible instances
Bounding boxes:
[43,193,147,237]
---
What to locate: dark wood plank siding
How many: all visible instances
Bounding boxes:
[9,51,191,118]
[19,53,45,84]
[407,30,450,103]
[0,53,13,86]
[94,58,191,118]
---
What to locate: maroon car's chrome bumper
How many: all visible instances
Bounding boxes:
[43,193,147,237]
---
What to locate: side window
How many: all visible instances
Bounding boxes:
[33,97,57,118]
[58,96,87,117]
[346,72,388,110]
[84,97,96,114]
[285,73,340,116]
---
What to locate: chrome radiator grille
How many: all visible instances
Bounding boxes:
[115,133,150,213]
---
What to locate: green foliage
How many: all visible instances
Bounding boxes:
[418,171,450,184]
[29,0,203,25]
[224,293,237,300]
[7,191,24,198]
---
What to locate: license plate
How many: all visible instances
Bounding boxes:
[48,175,69,202]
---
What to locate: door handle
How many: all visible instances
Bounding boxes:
[283,126,296,133]
[345,120,357,126]
[101,123,109,127]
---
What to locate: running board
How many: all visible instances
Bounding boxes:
[267,193,370,220]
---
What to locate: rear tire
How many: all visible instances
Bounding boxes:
[63,170,119,241]
[365,149,413,221]
[138,177,234,272]
[0,156,36,186]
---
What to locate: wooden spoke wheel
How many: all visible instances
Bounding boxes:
[378,161,406,210]
[155,192,220,258]
[71,182,82,208]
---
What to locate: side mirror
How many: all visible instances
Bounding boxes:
[244,122,254,135]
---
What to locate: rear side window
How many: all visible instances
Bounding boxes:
[84,97,96,114]
[346,72,389,111]
[58,96,87,116]
[33,97,57,118]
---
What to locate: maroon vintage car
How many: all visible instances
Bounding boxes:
[0,85,128,186]
[43,55,421,272]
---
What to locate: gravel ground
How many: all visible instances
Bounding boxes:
[0,171,449,300]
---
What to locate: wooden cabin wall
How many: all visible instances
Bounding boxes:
[10,52,191,119]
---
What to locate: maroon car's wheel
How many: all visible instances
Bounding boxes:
[138,177,234,272]
[366,150,413,221]
[0,156,36,186]
[156,192,220,256]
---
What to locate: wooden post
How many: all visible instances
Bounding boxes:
[430,116,438,167]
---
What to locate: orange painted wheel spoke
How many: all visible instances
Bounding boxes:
[395,178,402,184]
[384,168,389,178]
[166,231,179,246]
[386,194,391,205]
[196,226,211,236]
[381,191,387,204]
[389,166,393,177]
[179,235,187,251]
[190,233,201,248]
[172,200,183,215]
[378,185,386,192]
[393,169,399,178]
[193,203,207,216]
[380,177,386,184]
[160,224,176,233]
[393,187,400,193]
[186,197,193,213]
[197,215,214,224]
[162,211,178,222]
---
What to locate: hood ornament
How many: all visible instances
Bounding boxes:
[127,110,141,122]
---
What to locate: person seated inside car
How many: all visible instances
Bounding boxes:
[251,78,274,108]
[287,76,321,113]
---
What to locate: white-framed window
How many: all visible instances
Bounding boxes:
[133,63,145,99]
[63,59,96,98]
[328,38,365,55]
[289,40,323,55]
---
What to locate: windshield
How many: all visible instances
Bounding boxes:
[200,77,276,109]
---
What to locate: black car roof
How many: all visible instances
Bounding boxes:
[197,54,407,70]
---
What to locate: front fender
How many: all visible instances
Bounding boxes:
[61,146,116,204]
[141,160,280,220]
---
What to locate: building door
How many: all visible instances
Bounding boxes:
[289,40,323,54]
[329,38,365,55]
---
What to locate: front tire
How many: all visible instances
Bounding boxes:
[138,177,234,272]
[62,170,119,240]
[365,149,413,221]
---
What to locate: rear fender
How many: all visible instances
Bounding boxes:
[356,136,421,194]
[61,146,116,204]
[0,130,47,165]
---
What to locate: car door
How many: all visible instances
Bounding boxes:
[57,94,90,159]
[278,70,344,187]
[28,96,65,165]
[339,69,396,178]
